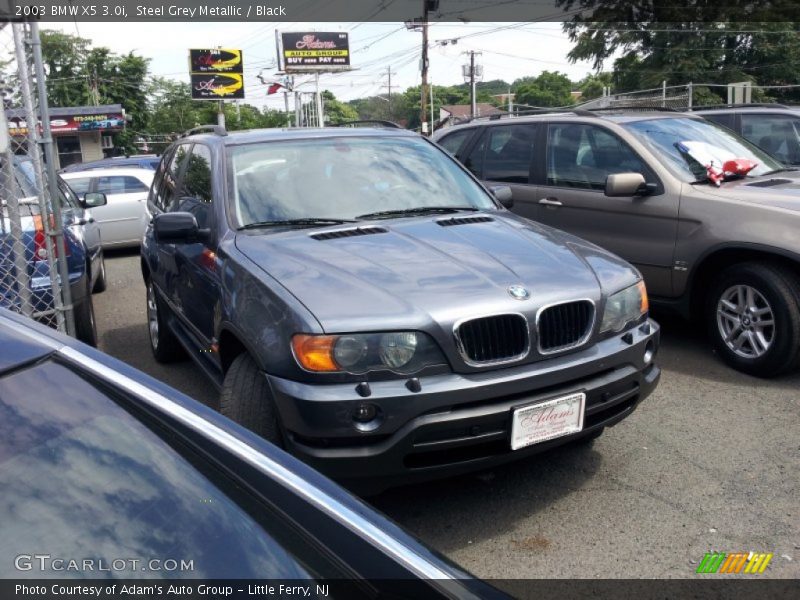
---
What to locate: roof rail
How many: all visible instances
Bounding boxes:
[455,108,599,125]
[690,102,790,111]
[587,105,681,113]
[181,125,227,138]
[332,120,402,129]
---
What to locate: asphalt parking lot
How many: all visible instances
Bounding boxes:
[95,248,800,580]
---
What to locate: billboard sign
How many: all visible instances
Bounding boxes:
[189,48,243,73]
[190,73,245,100]
[189,48,244,99]
[7,112,125,136]
[281,32,350,71]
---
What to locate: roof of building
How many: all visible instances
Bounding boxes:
[5,104,124,119]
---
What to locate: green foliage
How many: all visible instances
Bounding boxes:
[577,72,613,100]
[39,30,149,154]
[514,71,575,108]
[321,90,358,124]
[558,4,800,102]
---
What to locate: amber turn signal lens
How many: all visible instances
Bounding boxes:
[638,280,649,314]
[292,334,340,372]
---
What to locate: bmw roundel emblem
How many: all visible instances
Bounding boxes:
[508,285,530,300]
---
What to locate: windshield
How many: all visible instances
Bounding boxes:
[229,136,495,227]
[622,117,785,183]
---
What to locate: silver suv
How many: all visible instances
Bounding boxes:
[434,110,800,377]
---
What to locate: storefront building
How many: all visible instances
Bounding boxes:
[4,104,126,170]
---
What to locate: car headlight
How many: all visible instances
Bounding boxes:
[600,280,649,333]
[292,331,445,374]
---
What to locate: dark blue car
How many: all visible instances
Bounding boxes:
[0,308,506,598]
[1,157,106,344]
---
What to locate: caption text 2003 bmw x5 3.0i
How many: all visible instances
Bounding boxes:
[140,125,660,490]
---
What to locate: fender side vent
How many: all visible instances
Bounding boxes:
[746,178,793,187]
[310,226,388,241]
[436,216,494,227]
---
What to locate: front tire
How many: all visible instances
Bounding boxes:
[73,293,98,347]
[146,279,184,362]
[706,262,800,377]
[220,353,283,446]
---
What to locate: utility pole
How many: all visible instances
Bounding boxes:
[462,51,482,119]
[381,66,396,119]
[406,1,438,135]
[420,0,429,135]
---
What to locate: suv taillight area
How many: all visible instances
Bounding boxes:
[32,215,70,262]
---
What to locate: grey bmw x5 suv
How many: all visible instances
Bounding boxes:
[141,125,660,489]
[435,110,800,377]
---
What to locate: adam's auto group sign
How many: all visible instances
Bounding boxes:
[281,32,350,71]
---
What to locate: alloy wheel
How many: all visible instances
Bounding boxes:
[716,284,775,359]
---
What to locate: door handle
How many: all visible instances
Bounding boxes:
[538,198,563,207]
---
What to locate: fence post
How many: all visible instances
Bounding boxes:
[30,22,76,335]
[687,82,693,109]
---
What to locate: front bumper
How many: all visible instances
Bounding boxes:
[268,319,660,487]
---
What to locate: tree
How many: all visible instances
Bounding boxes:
[577,72,613,100]
[558,2,800,102]
[321,90,358,124]
[513,71,575,108]
[39,30,149,154]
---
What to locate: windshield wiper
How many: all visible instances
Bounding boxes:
[356,206,480,220]
[239,218,357,230]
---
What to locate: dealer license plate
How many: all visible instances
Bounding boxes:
[510,392,586,451]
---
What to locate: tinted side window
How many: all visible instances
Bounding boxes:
[65,177,92,196]
[177,144,213,228]
[159,144,191,212]
[95,176,149,195]
[740,113,800,165]
[702,112,735,130]
[546,124,647,190]
[483,124,536,184]
[437,129,474,158]
[463,132,487,178]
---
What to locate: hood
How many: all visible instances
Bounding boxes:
[234,212,636,332]
[702,174,800,211]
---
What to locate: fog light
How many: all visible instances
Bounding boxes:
[643,340,656,365]
[353,403,377,423]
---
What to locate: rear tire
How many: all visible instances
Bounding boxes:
[146,279,184,362]
[220,353,283,446]
[92,255,107,294]
[73,293,98,347]
[706,262,800,377]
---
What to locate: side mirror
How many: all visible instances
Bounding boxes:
[82,192,107,208]
[490,185,514,208]
[154,212,199,243]
[605,173,655,197]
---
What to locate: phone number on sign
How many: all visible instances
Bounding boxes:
[16,4,129,18]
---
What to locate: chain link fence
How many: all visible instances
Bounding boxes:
[1,22,71,335]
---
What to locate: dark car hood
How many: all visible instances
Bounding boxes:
[703,174,800,211]
[235,213,635,332]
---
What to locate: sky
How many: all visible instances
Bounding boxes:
[45,21,599,110]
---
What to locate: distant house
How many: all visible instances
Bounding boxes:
[437,103,505,130]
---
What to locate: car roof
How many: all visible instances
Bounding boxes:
[434,110,699,135]
[691,105,800,115]
[61,167,155,179]
[183,126,420,147]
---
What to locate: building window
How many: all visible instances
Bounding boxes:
[56,136,83,169]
